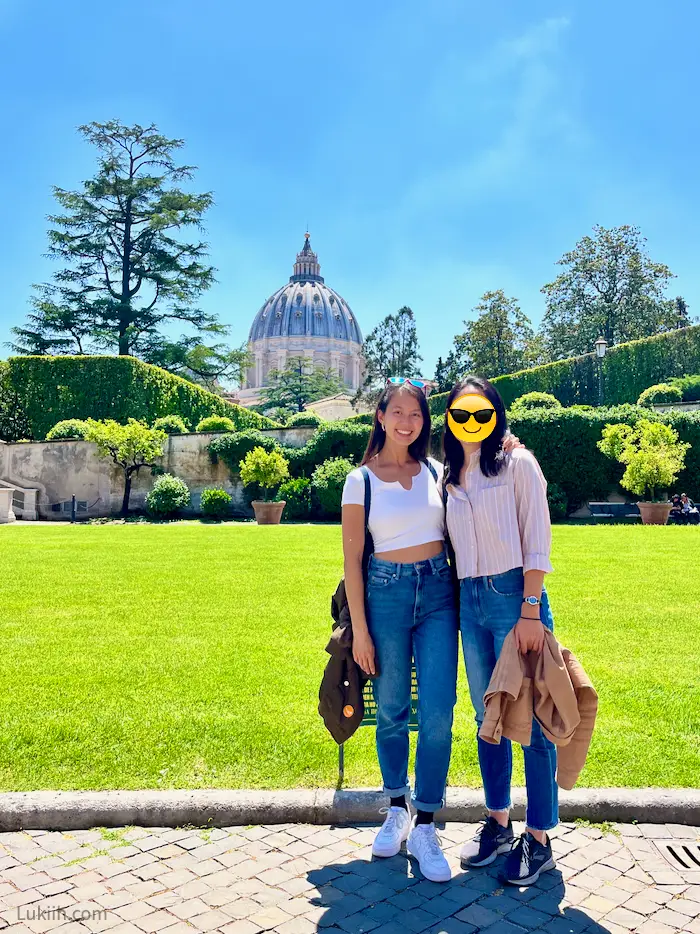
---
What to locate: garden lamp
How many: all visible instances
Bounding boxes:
[595,336,608,359]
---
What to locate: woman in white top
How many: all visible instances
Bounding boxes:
[341,377,519,883]
[443,375,558,888]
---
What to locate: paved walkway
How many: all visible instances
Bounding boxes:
[1,820,699,934]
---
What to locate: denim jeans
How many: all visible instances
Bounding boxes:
[366,550,458,812]
[459,566,559,831]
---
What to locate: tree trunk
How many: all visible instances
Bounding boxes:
[121,471,132,517]
[119,196,133,356]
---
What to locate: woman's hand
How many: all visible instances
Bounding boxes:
[353,626,376,675]
[503,431,525,454]
[514,616,546,654]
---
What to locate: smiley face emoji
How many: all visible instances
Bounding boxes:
[447,393,497,443]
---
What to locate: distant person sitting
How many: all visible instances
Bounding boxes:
[680,493,699,524]
[669,494,683,522]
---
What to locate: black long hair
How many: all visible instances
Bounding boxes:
[361,382,431,465]
[443,375,508,485]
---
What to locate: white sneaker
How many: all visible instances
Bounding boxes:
[372,806,411,857]
[406,818,451,882]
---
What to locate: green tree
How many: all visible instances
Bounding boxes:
[139,337,251,392]
[239,447,290,501]
[11,121,231,368]
[541,224,676,359]
[672,296,693,329]
[598,420,689,502]
[433,342,471,392]
[452,290,536,378]
[85,418,167,517]
[358,306,422,399]
[260,356,343,417]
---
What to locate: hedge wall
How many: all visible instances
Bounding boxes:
[428,324,700,413]
[0,355,279,441]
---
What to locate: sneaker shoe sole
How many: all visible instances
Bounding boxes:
[461,839,513,868]
[406,840,451,882]
[503,855,556,886]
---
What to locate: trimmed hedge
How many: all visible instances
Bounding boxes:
[0,355,279,441]
[507,405,700,510]
[670,374,700,402]
[428,325,700,411]
[637,384,682,407]
[285,411,326,428]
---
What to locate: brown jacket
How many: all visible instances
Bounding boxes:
[479,629,598,790]
[318,579,379,744]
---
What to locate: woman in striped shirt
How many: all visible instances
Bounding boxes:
[443,375,558,888]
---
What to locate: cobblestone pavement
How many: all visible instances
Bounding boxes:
[1,820,699,934]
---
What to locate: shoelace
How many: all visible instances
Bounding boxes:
[416,823,444,858]
[378,807,402,833]
[509,833,532,866]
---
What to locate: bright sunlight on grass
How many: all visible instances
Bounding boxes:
[0,523,698,791]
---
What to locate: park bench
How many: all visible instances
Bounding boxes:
[338,663,418,782]
[589,502,640,521]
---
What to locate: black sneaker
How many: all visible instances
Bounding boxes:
[503,832,556,886]
[460,816,515,867]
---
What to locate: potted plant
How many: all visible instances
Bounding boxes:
[239,446,290,524]
[597,420,690,525]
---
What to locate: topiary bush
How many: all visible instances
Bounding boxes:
[196,415,236,433]
[510,391,562,412]
[153,414,189,434]
[637,383,683,407]
[311,457,355,518]
[277,477,312,520]
[547,482,568,521]
[200,487,233,518]
[240,447,290,500]
[45,419,90,440]
[285,411,325,428]
[145,474,191,518]
[343,412,375,425]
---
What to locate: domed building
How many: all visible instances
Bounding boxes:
[238,234,363,406]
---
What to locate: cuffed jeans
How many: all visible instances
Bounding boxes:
[366,550,458,812]
[459,566,559,832]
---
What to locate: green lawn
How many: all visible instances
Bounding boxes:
[0,523,698,792]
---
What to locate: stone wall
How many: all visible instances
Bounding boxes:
[0,428,316,520]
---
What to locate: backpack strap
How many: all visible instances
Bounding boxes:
[360,465,371,531]
[422,457,438,484]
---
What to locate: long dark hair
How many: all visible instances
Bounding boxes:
[361,382,431,465]
[443,375,508,485]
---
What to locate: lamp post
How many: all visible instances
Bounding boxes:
[594,336,608,405]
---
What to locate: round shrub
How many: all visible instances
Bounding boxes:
[637,383,683,407]
[46,419,90,441]
[342,412,375,425]
[277,477,312,520]
[285,411,325,428]
[311,457,354,518]
[153,414,189,434]
[200,487,232,518]
[510,392,562,412]
[196,415,236,433]
[293,424,370,476]
[145,473,191,518]
[547,482,568,521]
[240,447,290,498]
[208,429,279,471]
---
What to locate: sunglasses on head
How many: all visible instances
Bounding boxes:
[448,407,495,425]
[386,376,429,392]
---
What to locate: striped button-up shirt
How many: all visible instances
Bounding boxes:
[445,448,553,580]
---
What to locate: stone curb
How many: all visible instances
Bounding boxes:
[0,788,698,831]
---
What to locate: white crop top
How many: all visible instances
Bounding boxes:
[341,457,446,553]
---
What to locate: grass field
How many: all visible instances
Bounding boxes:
[0,523,698,792]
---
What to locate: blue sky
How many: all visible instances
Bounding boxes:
[2,0,699,376]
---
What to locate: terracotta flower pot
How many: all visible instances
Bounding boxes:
[251,500,286,525]
[637,502,672,526]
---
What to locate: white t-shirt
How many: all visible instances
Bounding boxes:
[341,457,445,553]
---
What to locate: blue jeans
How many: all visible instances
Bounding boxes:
[366,550,458,812]
[459,566,558,832]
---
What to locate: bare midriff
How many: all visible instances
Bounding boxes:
[374,539,445,564]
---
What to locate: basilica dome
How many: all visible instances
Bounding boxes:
[240,234,364,401]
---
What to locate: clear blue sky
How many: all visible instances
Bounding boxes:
[2,0,699,376]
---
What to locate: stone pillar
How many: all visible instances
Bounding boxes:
[255,353,263,387]
[0,488,16,524]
